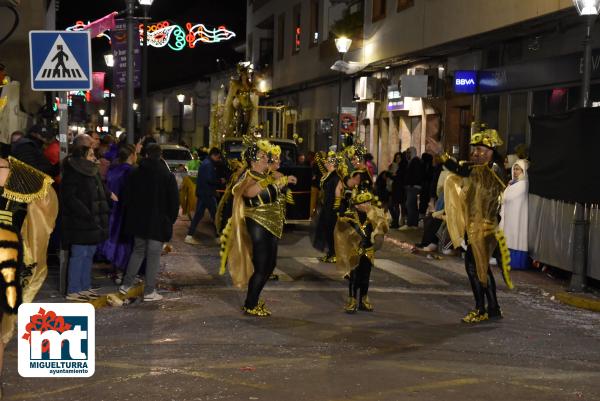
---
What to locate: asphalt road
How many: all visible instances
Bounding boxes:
[3,219,600,401]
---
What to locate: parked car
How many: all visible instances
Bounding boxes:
[161,144,193,172]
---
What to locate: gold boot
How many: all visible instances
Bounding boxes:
[359,296,374,312]
[243,305,269,317]
[257,299,272,316]
[344,297,358,314]
[461,310,488,323]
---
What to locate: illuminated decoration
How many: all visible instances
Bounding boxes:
[294,27,301,52]
[67,20,112,43]
[68,18,236,51]
[185,23,236,48]
[144,20,187,51]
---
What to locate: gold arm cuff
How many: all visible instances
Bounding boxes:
[276,176,289,188]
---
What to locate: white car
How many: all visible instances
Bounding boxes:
[161,144,193,172]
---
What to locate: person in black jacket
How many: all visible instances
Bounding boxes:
[119,144,179,302]
[400,147,424,230]
[185,147,223,244]
[11,125,59,177]
[61,144,110,302]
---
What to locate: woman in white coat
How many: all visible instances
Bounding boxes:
[500,159,529,269]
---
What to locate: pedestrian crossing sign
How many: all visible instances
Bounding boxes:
[29,31,92,91]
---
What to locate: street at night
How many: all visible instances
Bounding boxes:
[1,219,599,400]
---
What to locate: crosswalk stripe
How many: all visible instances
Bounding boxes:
[430,260,468,278]
[273,268,294,282]
[293,257,342,281]
[375,259,449,286]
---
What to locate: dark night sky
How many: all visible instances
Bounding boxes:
[56,0,246,90]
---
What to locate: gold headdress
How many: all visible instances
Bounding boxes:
[351,187,375,205]
[346,140,367,161]
[470,122,503,149]
[242,135,272,163]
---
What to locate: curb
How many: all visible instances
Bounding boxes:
[555,291,600,313]
[88,285,145,309]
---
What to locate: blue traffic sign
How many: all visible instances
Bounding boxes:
[29,31,92,91]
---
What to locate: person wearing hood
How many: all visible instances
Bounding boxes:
[499,159,529,270]
[61,144,111,301]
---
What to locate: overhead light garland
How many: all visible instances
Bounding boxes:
[66,19,236,51]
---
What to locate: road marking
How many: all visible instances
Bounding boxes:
[375,259,449,286]
[429,259,468,278]
[293,256,342,281]
[273,268,294,281]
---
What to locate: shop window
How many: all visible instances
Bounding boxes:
[372,0,386,22]
[277,13,285,61]
[508,92,528,154]
[533,88,569,115]
[310,0,319,47]
[480,95,500,129]
[397,0,413,12]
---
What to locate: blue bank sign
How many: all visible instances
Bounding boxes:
[453,70,478,93]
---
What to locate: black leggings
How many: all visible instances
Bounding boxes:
[465,247,499,314]
[244,218,278,309]
[324,214,337,257]
[348,255,372,300]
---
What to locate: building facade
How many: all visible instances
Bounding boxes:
[245,0,598,171]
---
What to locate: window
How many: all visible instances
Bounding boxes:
[372,0,386,22]
[277,13,285,60]
[292,4,301,54]
[247,33,253,62]
[480,95,500,131]
[259,38,273,69]
[397,0,413,12]
[310,0,319,47]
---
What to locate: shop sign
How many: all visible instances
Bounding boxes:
[340,113,356,133]
[453,70,477,93]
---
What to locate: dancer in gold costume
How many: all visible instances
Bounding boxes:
[0,156,57,397]
[335,187,388,313]
[219,138,297,317]
[427,125,513,323]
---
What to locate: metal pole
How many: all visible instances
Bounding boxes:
[107,89,112,135]
[336,54,343,149]
[126,0,135,145]
[141,4,149,140]
[569,14,596,292]
[58,91,69,294]
[179,102,184,145]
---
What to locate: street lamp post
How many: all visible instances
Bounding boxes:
[138,0,154,141]
[335,37,352,149]
[177,93,185,145]
[125,0,136,145]
[570,0,600,291]
[104,53,114,136]
[99,109,105,132]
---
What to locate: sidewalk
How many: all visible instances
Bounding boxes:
[384,225,600,313]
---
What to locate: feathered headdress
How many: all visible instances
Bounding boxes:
[470,122,503,149]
